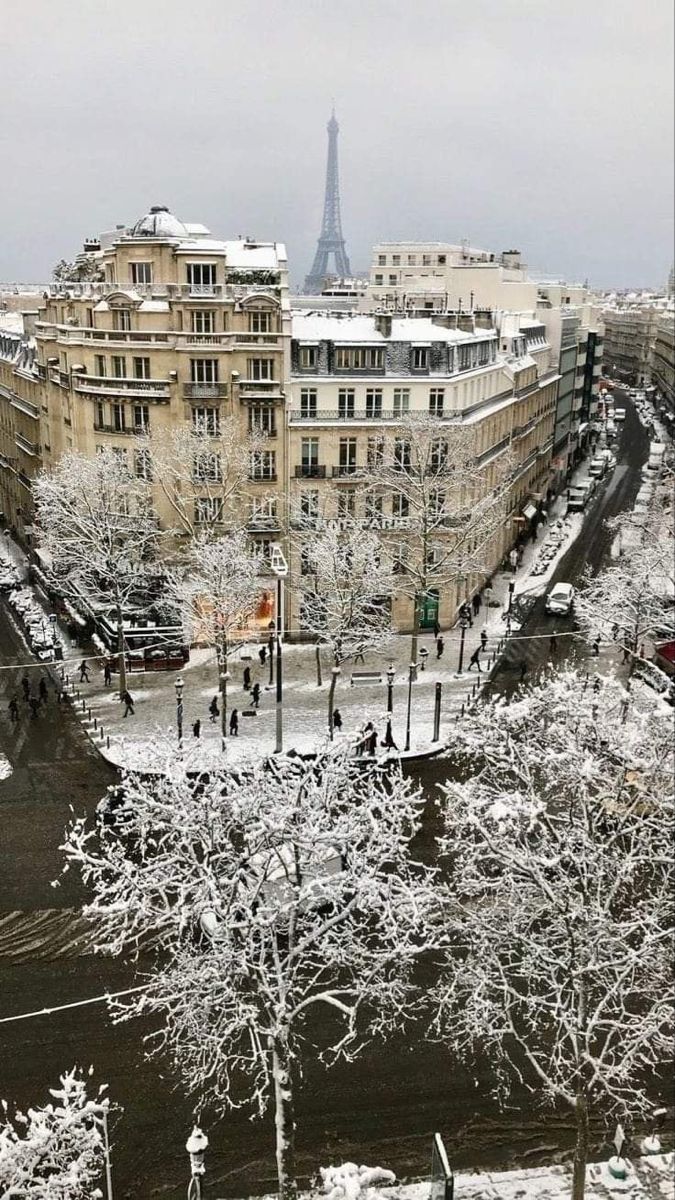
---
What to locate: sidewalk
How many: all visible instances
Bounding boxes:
[57,491,586,772]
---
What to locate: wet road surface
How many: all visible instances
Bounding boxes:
[0,395,662,1197]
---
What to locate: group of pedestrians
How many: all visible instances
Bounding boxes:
[354,717,398,755]
[8,672,54,721]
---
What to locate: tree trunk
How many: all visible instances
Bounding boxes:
[271,1033,297,1200]
[571,1087,589,1200]
[410,594,421,681]
[315,643,323,687]
[116,603,127,699]
[219,635,228,744]
[328,668,337,739]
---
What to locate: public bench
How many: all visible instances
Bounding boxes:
[350,671,383,686]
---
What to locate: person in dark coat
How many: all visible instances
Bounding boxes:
[209,696,219,723]
[433,620,441,640]
[436,636,444,660]
[258,644,267,666]
[229,709,239,737]
[480,629,488,651]
[121,689,135,717]
[358,721,374,756]
[459,601,473,627]
[550,632,558,655]
[243,665,252,691]
[468,647,482,673]
[367,726,378,755]
[332,707,342,732]
[591,637,600,657]
[192,719,201,738]
[79,660,90,683]
[251,682,261,708]
[472,593,481,616]
[39,677,48,703]
[103,662,112,687]
[383,719,398,750]
[29,695,40,719]
[519,660,528,682]
[8,696,19,721]
[21,674,30,701]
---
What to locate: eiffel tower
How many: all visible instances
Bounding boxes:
[304,110,352,292]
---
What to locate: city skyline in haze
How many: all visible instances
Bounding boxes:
[0,0,673,291]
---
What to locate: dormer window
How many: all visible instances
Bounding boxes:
[187,263,217,292]
[412,346,430,370]
[112,309,131,332]
[299,345,318,369]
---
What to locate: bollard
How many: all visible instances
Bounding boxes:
[106,736,110,749]
[82,699,86,712]
[460,703,465,716]
[87,707,91,719]
[94,718,98,730]
[100,727,104,740]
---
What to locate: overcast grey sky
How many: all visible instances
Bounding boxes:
[0,0,672,288]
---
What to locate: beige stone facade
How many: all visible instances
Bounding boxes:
[362,241,538,314]
[287,312,558,632]
[0,207,291,559]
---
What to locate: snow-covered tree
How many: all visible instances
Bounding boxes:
[435,668,675,1200]
[137,421,267,542]
[64,749,441,1200]
[166,530,263,741]
[363,413,511,667]
[0,1068,112,1199]
[293,520,392,729]
[575,490,675,671]
[33,448,161,696]
[52,256,103,283]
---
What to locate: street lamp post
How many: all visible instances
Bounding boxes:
[174,675,184,743]
[185,1126,208,1199]
[269,543,288,755]
[457,616,470,674]
[386,663,395,713]
[419,646,429,671]
[404,660,416,752]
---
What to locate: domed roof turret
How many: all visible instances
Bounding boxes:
[130,205,188,239]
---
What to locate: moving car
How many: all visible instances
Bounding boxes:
[589,457,607,478]
[545,582,574,616]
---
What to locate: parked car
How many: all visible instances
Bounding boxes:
[606,419,617,439]
[567,487,589,512]
[614,407,626,422]
[589,457,607,478]
[545,582,575,615]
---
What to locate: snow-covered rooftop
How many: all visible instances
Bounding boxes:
[291,313,494,344]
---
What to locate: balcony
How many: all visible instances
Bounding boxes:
[15,432,39,456]
[93,423,147,436]
[183,382,228,400]
[332,464,359,478]
[238,379,284,401]
[74,375,171,400]
[10,395,40,420]
[294,464,326,479]
[247,513,282,532]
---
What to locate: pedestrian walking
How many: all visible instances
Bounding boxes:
[591,636,600,657]
[459,601,473,627]
[192,719,201,739]
[622,645,631,664]
[433,619,441,639]
[509,548,518,573]
[472,593,481,617]
[258,644,267,667]
[367,726,378,755]
[103,662,112,687]
[8,696,19,722]
[243,665,252,691]
[550,632,558,655]
[480,629,488,651]
[29,695,40,719]
[517,545,525,566]
[540,506,548,525]
[121,689,135,717]
[229,709,239,737]
[38,677,48,703]
[611,623,619,641]
[79,660,90,683]
[436,635,444,660]
[383,719,398,750]
[208,696,220,723]
[251,682,261,708]
[332,707,343,732]
[593,675,601,694]
[468,647,482,673]
[519,660,528,682]
[21,674,30,701]
[358,721,374,756]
